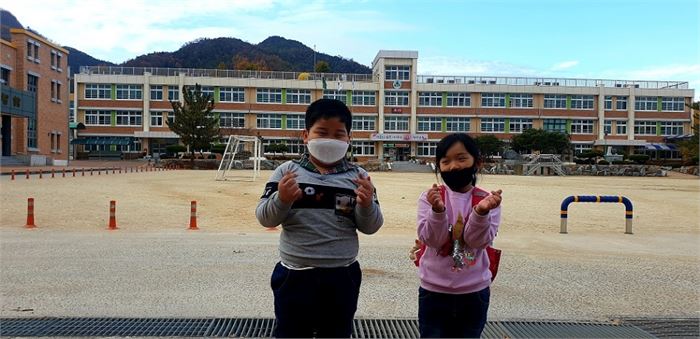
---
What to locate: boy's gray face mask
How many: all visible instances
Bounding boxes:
[307,138,349,164]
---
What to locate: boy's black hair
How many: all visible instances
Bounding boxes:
[435,133,482,185]
[305,99,352,132]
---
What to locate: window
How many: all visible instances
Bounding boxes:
[352,91,376,106]
[115,84,142,100]
[257,113,283,129]
[417,117,442,132]
[570,95,594,109]
[323,90,348,104]
[544,95,567,109]
[418,92,442,106]
[417,142,437,156]
[384,91,409,106]
[543,118,567,133]
[385,65,410,81]
[0,66,9,84]
[27,74,38,93]
[27,118,37,148]
[219,112,245,128]
[352,141,375,155]
[634,121,657,135]
[69,101,75,123]
[49,50,62,71]
[571,119,594,134]
[481,118,505,132]
[660,121,683,135]
[26,41,33,59]
[510,94,533,108]
[661,97,684,111]
[256,88,283,103]
[445,117,470,132]
[50,50,56,69]
[85,84,111,99]
[51,80,62,102]
[263,138,304,155]
[446,92,470,107]
[26,40,40,63]
[481,93,506,107]
[219,87,245,102]
[150,85,163,101]
[635,96,657,111]
[352,116,376,131]
[604,120,612,135]
[605,96,613,110]
[168,87,180,101]
[573,144,592,155]
[56,53,62,71]
[286,114,305,130]
[85,110,112,126]
[150,112,163,127]
[616,120,627,135]
[616,96,628,110]
[199,86,215,98]
[509,118,533,133]
[115,110,142,126]
[384,116,409,131]
[286,89,311,104]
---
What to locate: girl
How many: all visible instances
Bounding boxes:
[415,133,503,338]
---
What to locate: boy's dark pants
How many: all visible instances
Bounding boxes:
[418,286,490,338]
[271,261,361,338]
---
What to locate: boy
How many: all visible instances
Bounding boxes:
[255,98,384,338]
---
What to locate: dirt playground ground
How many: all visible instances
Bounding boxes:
[1,168,698,320]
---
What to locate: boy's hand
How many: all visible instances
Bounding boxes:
[427,184,445,213]
[278,171,302,204]
[475,189,503,215]
[353,174,374,208]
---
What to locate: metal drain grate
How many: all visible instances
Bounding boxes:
[621,317,700,338]
[0,317,671,338]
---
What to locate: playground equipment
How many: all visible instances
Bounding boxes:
[560,195,633,234]
[523,153,566,176]
[216,135,262,181]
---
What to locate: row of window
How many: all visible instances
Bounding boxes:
[82,110,685,137]
[82,84,688,112]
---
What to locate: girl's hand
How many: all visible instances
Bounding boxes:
[354,174,374,208]
[427,184,445,213]
[475,189,502,215]
[278,171,302,204]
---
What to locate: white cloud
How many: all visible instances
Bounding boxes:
[3,0,412,64]
[418,56,539,77]
[550,60,579,71]
[600,64,700,99]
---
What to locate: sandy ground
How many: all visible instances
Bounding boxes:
[0,169,699,320]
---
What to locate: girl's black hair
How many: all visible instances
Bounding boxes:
[434,133,482,186]
[305,98,352,132]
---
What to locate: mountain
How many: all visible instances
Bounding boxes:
[1,9,23,41]
[122,36,372,74]
[63,47,115,73]
[2,8,371,74]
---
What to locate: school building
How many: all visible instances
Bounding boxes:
[1,29,70,165]
[72,50,695,162]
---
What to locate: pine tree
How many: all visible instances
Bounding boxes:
[168,84,220,166]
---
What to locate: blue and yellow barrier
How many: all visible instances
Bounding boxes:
[560,195,633,234]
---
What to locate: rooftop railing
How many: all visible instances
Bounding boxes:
[415,75,689,89]
[79,66,375,82]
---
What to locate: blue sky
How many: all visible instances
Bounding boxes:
[4,0,699,94]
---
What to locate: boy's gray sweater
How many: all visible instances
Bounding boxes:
[255,160,384,268]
